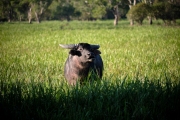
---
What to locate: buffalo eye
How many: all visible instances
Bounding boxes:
[69,50,81,56]
[78,48,83,51]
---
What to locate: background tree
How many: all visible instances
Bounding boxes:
[0,0,180,25]
[91,1,107,20]
[75,0,97,20]
[153,1,180,25]
[108,0,121,26]
[57,3,75,21]
[127,0,138,25]
[72,0,107,21]
[47,0,59,20]
[0,0,17,22]
[142,0,154,25]
[28,0,52,23]
[15,0,29,21]
[48,0,79,21]
[126,2,150,25]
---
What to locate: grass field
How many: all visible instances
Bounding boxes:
[0,20,180,119]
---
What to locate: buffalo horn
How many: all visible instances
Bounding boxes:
[59,44,78,49]
[91,45,100,49]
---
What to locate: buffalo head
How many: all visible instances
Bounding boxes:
[60,43,101,63]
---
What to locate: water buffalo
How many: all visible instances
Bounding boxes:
[60,43,103,85]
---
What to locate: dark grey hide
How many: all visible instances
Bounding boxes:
[60,43,103,85]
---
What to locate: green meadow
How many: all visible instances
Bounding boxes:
[0,20,180,119]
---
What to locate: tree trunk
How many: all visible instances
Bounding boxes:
[148,0,153,25]
[8,19,11,22]
[113,5,119,26]
[34,1,46,23]
[114,15,119,26]
[149,16,153,25]
[28,8,32,24]
[8,10,11,22]
[128,0,136,26]
[130,19,134,26]
[19,15,22,22]
[34,11,40,23]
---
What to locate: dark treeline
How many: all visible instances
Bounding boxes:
[0,0,180,25]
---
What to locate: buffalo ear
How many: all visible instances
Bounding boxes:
[93,49,101,55]
[69,50,81,56]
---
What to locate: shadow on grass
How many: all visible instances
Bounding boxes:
[0,77,180,120]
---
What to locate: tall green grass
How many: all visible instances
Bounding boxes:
[1,78,180,119]
[0,20,180,119]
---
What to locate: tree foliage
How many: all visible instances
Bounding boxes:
[0,0,180,25]
[126,0,180,25]
[126,3,150,25]
[0,0,20,22]
[153,1,180,24]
